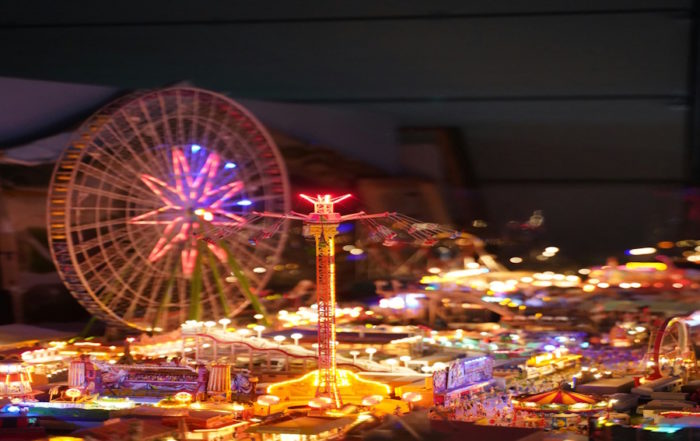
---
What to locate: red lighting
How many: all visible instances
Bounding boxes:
[299,193,352,205]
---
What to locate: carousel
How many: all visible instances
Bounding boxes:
[0,362,37,400]
[511,389,609,430]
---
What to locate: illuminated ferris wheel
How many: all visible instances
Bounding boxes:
[648,316,696,379]
[47,87,290,332]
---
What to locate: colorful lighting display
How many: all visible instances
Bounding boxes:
[129,145,248,277]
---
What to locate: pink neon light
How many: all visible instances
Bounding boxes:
[181,247,197,277]
[193,153,220,196]
[210,181,244,208]
[130,147,246,277]
[333,194,352,204]
[172,149,190,195]
[130,206,177,225]
[299,194,317,204]
[206,243,228,263]
[299,193,352,205]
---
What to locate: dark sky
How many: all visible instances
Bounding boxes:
[1,0,697,263]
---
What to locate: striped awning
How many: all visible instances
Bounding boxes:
[516,389,596,405]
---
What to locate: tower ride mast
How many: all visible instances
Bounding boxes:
[254,194,389,407]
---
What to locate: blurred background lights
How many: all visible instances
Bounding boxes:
[627,247,656,255]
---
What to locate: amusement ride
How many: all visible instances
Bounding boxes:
[46,87,290,332]
[203,193,457,408]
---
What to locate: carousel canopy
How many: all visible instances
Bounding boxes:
[516,389,597,406]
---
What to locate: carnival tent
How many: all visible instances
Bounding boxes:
[512,389,607,413]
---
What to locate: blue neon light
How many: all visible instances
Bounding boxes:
[191,144,202,153]
[225,162,237,169]
[236,199,252,206]
[337,223,354,234]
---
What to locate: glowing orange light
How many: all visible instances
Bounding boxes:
[266,369,391,395]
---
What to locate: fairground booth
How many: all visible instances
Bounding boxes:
[432,356,494,406]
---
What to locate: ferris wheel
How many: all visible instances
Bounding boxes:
[47,87,290,332]
[647,315,696,379]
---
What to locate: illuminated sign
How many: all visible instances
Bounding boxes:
[433,356,493,394]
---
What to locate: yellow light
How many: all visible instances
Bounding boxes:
[625,262,667,271]
[427,267,441,274]
[266,369,390,396]
[582,284,595,292]
[509,257,523,264]
[420,275,438,284]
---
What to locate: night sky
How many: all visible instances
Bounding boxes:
[1,0,699,264]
